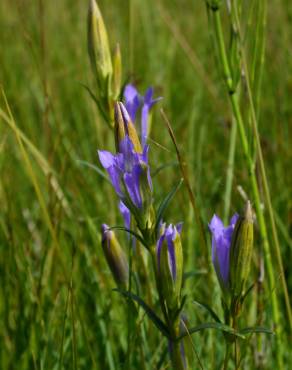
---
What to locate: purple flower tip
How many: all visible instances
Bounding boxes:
[209,213,239,289]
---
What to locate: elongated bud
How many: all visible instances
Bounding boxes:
[112,44,122,100]
[101,224,129,288]
[157,224,183,310]
[88,0,112,92]
[114,102,142,153]
[229,201,254,299]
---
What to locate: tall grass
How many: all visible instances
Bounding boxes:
[0,0,291,369]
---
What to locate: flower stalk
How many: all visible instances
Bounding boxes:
[207,3,284,368]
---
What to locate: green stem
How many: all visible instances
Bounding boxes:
[170,339,186,370]
[211,7,283,369]
[233,2,292,332]
[223,340,231,370]
[150,247,186,369]
[223,115,237,224]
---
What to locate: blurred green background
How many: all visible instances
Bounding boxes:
[0,0,291,368]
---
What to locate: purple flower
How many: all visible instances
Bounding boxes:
[157,223,183,280]
[209,214,239,290]
[156,223,183,309]
[119,201,131,230]
[98,136,152,228]
[123,84,162,146]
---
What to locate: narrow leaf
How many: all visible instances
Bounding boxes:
[155,178,183,230]
[193,300,222,323]
[239,326,274,336]
[113,289,171,339]
[108,226,147,247]
[77,160,110,182]
[177,322,245,341]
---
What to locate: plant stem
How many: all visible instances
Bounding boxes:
[210,7,283,369]
[170,339,186,370]
[223,115,237,224]
[223,340,231,370]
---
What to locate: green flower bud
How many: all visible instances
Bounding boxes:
[87,0,112,94]
[112,43,122,100]
[157,224,183,311]
[229,201,254,299]
[101,224,129,288]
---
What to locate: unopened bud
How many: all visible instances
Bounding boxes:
[114,102,142,153]
[88,0,112,93]
[229,201,254,299]
[112,43,122,100]
[157,224,183,310]
[101,224,129,288]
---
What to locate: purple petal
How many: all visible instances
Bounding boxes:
[141,104,150,146]
[107,166,123,197]
[209,214,224,233]
[124,84,141,122]
[209,213,239,288]
[230,213,239,227]
[98,150,115,169]
[165,225,176,280]
[124,165,142,208]
[176,223,183,234]
[119,201,131,230]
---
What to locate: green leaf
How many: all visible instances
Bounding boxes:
[193,300,222,323]
[80,83,110,125]
[155,178,184,231]
[108,226,147,247]
[240,282,255,304]
[113,289,171,339]
[177,322,245,341]
[183,269,207,281]
[239,326,274,336]
[77,160,110,182]
[172,295,187,322]
[151,161,179,178]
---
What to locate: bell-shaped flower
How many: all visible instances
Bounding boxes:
[156,223,183,310]
[98,136,153,230]
[209,213,239,292]
[123,84,162,146]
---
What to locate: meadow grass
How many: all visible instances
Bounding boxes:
[0,0,291,369]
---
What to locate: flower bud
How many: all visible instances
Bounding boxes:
[229,201,254,299]
[114,102,142,153]
[156,224,183,310]
[87,0,112,93]
[112,43,122,100]
[101,224,129,288]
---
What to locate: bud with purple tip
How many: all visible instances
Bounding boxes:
[156,223,183,310]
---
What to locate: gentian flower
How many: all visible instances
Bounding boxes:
[156,223,183,310]
[119,201,131,230]
[101,224,129,288]
[124,84,162,146]
[209,214,239,291]
[98,135,153,229]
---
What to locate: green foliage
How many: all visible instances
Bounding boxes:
[0,0,291,369]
